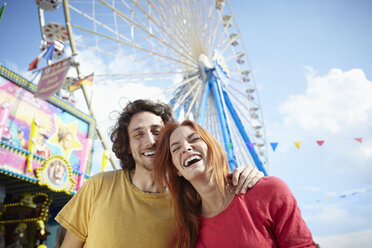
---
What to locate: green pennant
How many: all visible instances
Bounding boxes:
[0,3,6,24]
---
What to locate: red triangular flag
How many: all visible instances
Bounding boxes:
[316,140,325,146]
[355,138,363,143]
[28,46,48,71]
[28,57,39,71]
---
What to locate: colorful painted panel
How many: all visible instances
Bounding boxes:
[0,65,95,191]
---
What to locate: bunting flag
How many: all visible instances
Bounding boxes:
[42,41,55,61]
[0,3,6,25]
[226,142,233,149]
[222,137,365,154]
[303,188,371,205]
[101,150,110,172]
[354,137,363,143]
[294,141,302,149]
[265,137,367,152]
[247,142,256,150]
[28,53,45,71]
[316,140,325,146]
[28,42,55,71]
[69,73,94,92]
[270,142,278,152]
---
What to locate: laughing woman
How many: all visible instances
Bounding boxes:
[153,120,316,248]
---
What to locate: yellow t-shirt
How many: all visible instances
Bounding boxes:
[55,169,176,248]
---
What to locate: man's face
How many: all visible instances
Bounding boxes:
[128,111,164,171]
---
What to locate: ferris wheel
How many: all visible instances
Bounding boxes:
[36,0,268,175]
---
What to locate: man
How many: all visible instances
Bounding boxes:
[56,99,263,247]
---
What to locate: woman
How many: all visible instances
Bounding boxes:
[154,120,316,248]
[58,127,73,158]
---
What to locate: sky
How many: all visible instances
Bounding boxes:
[1,1,372,247]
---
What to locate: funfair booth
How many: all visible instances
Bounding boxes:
[0,65,95,247]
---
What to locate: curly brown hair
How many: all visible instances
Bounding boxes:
[110,99,173,171]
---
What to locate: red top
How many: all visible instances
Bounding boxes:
[196,177,316,248]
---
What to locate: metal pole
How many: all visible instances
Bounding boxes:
[62,0,117,170]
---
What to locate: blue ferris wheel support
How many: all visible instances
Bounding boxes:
[197,68,267,175]
[222,89,268,176]
[207,71,238,170]
[169,69,267,174]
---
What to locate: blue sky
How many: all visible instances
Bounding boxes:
[1,1,372,247]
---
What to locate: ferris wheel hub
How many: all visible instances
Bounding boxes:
[199,53,214,82]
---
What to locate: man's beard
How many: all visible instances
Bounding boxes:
[137,160,153,171]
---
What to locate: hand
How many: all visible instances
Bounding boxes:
[230,165,264,194]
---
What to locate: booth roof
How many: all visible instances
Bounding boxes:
[0,173,73,208]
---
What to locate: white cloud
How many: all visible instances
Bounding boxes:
[302,186,322,192]
[314,229,372,248]
[273,68,372,182]
[77,49,108,76]
[305,204,366,227]
[91,82,166,140]
[279,68,372,134]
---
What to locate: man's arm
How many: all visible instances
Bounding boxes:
[60,230,84,248]
[230,166,264,194]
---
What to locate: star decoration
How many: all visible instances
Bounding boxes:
[48,115,82,159]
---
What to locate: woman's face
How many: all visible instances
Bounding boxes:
[62,134,72,150]
[169,125,208,181]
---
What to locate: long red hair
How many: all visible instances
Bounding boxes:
[154,120,231,248]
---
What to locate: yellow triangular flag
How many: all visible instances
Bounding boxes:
[294,141,302,149]
[101,149,110,172]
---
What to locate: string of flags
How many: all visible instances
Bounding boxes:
[302,187,371,205]
[237,137,365,152]
[271,137,363,151]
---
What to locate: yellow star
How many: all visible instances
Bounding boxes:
[48,115,83,159]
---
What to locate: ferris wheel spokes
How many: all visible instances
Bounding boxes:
[55,0,269,173]
[98,0,198,66]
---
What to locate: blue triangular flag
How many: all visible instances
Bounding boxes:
[270,142,278,152]
[42,42,55,61]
